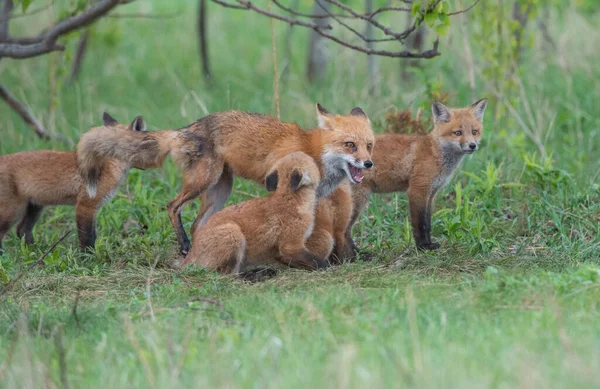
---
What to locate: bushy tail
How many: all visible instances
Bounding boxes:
[77,127,169,198]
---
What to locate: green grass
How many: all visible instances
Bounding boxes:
[1,0,599,388]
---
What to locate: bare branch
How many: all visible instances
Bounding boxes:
[0,85,51,139]
[0,0,121,60]
[204,0,465,59]
[447,0,482,16]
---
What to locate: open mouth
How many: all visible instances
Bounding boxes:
[463,149,476,154]
[347,163,364,184]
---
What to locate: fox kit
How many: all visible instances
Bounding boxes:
[173,152,329,274]
[78,104,375,257]
[0,113,145,253]
[349,99,487,250]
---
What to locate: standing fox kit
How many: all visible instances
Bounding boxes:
[349,99,488,250]
[77,105,375,256]
[0,113,145,253]
[173,152,329,275]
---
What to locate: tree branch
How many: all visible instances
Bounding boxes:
[207,0,463,59]
[0,0,121,60]
[0,85,51,139]
[0,0,12,41]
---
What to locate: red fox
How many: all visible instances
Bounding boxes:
[77,105,375,256]
[0,113,145,253]
[348,99,487,251]
[173,152,329,275]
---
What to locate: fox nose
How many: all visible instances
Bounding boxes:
[469,143,477,150]
[364,160,374,169]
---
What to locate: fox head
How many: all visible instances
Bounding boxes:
[265,152,320,194]
[316,104,375,184]
[431,99,487,155]
[101,112,147,133]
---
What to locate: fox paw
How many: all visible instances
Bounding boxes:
[240,268,278,283]
[416,242,441,251]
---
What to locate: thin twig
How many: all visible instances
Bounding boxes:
[0,230,72,298]
[0,85,69,141]
[447,0,482,16]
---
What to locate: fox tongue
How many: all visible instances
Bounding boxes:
[348,165,363,183]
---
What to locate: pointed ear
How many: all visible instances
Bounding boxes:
[102,112,119,126]
[350,107,367,119]
[471,98,487,122]
[316,103,332,130]
[290,169,312,192]
[265,170,279,192]
[129,116,146,132]
[432,101,451,123]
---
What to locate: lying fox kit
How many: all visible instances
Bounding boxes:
[0,113,145,253]
[172,152,328,275]
[349,99,488,251]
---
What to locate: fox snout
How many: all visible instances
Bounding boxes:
[462,141,479,153]
[356,159,374,169]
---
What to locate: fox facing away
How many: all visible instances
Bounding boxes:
[0,113,144,253]
[349,99,488,251]
[77,105,375,258]
[173,152,329,276]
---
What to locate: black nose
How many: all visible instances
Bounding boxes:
[469,143,477,150]
[364,160,374,169]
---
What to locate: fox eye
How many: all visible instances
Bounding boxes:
[454,130,462,136]
[367,143,373,151]
[345,142,357,151]
[472,130,478,135]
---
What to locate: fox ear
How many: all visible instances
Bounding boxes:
[290,169,312,192]
[432,101,451,123]
[316,103,332,130]
[102,112,119,126]
[265,170,279,192]
[129,116,146,132]
[471,98,487,122]
[350,107,367,119]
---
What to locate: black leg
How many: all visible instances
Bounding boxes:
[16,203,44,245]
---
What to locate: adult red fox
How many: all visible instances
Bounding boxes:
[0,113,144,252]
[173,152,328,275]
[348,99,487,250]
[77,105,375,257]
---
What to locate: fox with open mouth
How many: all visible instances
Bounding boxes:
[77,103,375,257]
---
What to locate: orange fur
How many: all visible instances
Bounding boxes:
[173,152,329,276]
[348,99,487,250]
[0,113,144,252]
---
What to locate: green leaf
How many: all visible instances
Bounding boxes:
[411,1,422,17]
[425,11,437,28]
[438,13,448,23]
[440,1,449,14]
[22,0,33,13]
[435,22,449,37]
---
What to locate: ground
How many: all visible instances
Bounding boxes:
[0,1,599,388]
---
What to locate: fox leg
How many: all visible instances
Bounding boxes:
[330,186,355,264]
[344,186,372,261]
[306,200,335,260]
[408,186,438,250]
[167,160,224,255]
[16,203,44,245]
[190,165,233,236]
[75,200,99,252]
[279,247,330,270]
[0,201,26,253]
[424,191,440,249]
[176,223,247,275]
